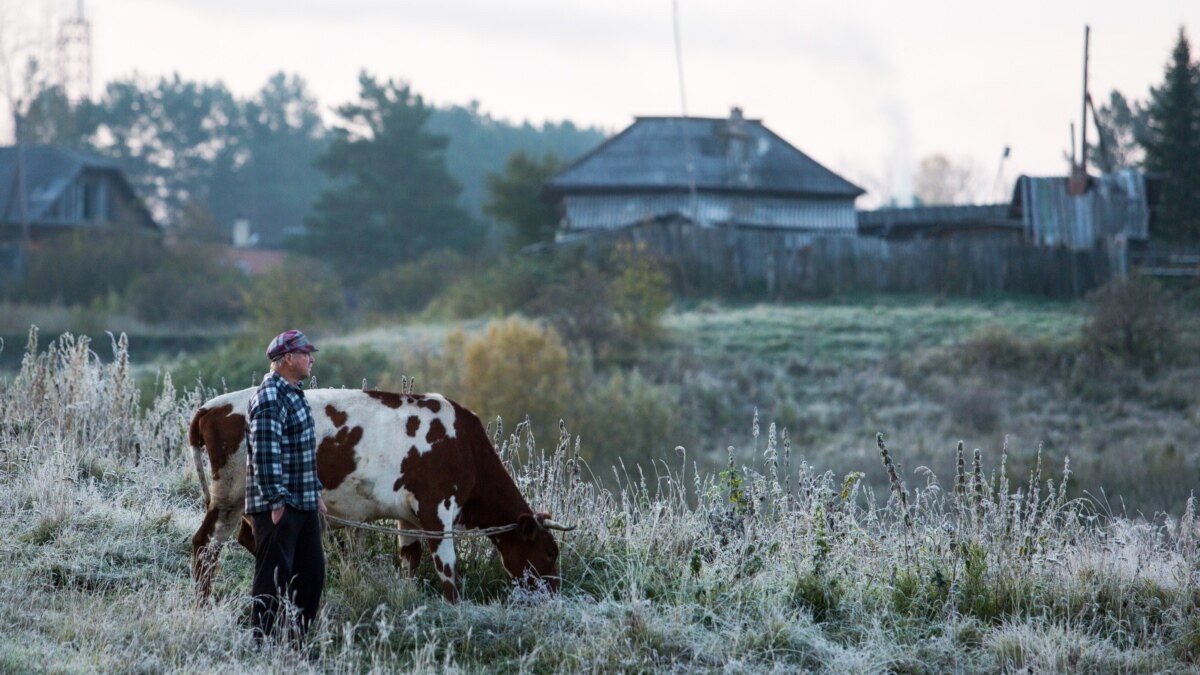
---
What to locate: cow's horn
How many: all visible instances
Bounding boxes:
[539,518,577,532]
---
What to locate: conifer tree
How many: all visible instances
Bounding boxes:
[1140,28,1200,243]
[299,73,481,285]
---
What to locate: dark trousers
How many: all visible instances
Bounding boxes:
[250,507,325,644]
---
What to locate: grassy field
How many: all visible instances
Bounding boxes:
[653,296,1198,515]
[2,302,1199,672]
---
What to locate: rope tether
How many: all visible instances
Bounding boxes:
[321,513,519,540]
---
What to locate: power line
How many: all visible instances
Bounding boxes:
[671,0,700,224]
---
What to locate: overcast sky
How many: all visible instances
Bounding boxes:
[16,1,1200,204]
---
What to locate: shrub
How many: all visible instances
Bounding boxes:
[125,245,247,326]
[956,325,1030,371]
[362,249,473,315]
[1084,277,1179,370]
[529,262,619,358]
[610,241,672,343]
[242,257,346,334]
[427,254,556,319]
[946,385,1002,434]
[19,232,165,305]
[172,339,391,393]
[570,369,689,470]
[430,317,573,439]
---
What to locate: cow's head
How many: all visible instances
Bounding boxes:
[497,512,573,593]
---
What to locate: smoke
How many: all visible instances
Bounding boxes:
[879,94,914,207]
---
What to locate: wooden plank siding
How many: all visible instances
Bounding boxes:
[570,223,1117,298]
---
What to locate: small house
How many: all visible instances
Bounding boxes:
[542,108,864,237]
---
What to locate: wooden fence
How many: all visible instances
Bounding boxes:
[571,224,1119,299]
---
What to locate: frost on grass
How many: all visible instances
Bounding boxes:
[1,329,1198,672]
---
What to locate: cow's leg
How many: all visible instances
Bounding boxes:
[191,505,246,601]
[236,517,256,554]
[423,497,460,602]
[398,532,422,576]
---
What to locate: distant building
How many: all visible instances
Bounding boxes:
[1010,170,1156,249]
[542,108,864,237]
[0,145,159,285]
[858,204,1020,242]
[0,145,159,238]
[858,169,1158,251]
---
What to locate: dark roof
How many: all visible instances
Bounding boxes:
[544,112,864,199]
[858,204,1019,238]
[0,145,154,228]
[858,204,1015,228]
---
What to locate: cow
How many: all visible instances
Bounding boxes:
[189,387,572,603]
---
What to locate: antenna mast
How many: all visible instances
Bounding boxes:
[1068,25,1090,196]
[56,0,92,103]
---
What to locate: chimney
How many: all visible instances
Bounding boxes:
[725,106,752,186]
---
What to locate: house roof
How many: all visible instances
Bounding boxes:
[858,204,1018,232]
[0,144,157,230]
[544,110,865,199]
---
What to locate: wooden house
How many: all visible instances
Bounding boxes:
[542,108,864,238]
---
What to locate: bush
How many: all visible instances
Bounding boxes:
[427,254,555,319]
[172,340,391,393]
[362,249,473,315]
[946,385,1002,434]
[570,369,689,470]
[956,325,1030,371]
[1084,277,1179,370]
[430,317,573,439]
[19,232,165,305]
[529,263,619,358]
[242,257,346,334]
[610,241,672,343]
[125,244,247,326]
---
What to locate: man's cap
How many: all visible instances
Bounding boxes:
[266,329,319,361]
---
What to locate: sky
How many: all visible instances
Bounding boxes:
[9,0,1200,206]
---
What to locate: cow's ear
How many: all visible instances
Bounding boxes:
[517,513,539,541]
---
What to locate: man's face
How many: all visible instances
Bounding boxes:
[279,351,314,382]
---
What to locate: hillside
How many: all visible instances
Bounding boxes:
[1,328,1198,671]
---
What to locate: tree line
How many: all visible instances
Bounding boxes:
[1090,27,1200,244]
[18,70,603,285]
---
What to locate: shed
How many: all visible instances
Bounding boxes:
[1010,170,1156,249]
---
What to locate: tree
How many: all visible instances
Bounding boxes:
[1139,28,1200,244]
[426,102,604,221]
[1088,90,1145,173]
[90,75,242,228]
[298,73,481,286]
[18,85,100,147]
[484,151,563,250]
[207,73,329,248]
[913,154,985,205]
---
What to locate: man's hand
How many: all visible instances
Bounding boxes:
[318,496,328,514]
[271,506,285,524]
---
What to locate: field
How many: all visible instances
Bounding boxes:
[2,297,1199,672]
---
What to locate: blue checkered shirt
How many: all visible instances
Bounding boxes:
[245,371,323,513]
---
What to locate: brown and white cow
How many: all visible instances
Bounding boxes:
[189,387,570,602]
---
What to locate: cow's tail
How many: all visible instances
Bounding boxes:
[189,409,211,509]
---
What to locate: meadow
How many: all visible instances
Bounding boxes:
[2,292,1199,672]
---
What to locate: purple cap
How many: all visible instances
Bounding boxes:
[266,329,319,361]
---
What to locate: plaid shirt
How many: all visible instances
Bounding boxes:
[245,371,323,513]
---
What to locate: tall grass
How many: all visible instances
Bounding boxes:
[1,329,1198,672]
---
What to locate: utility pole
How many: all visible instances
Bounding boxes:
[13,104,29,282]
[1068,25,1090,196]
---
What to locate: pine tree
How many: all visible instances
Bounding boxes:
[1140,28,1200,244]
[298,73,481,286]
[484,151,564,250]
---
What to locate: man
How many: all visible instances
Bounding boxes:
[246,329,327,645]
